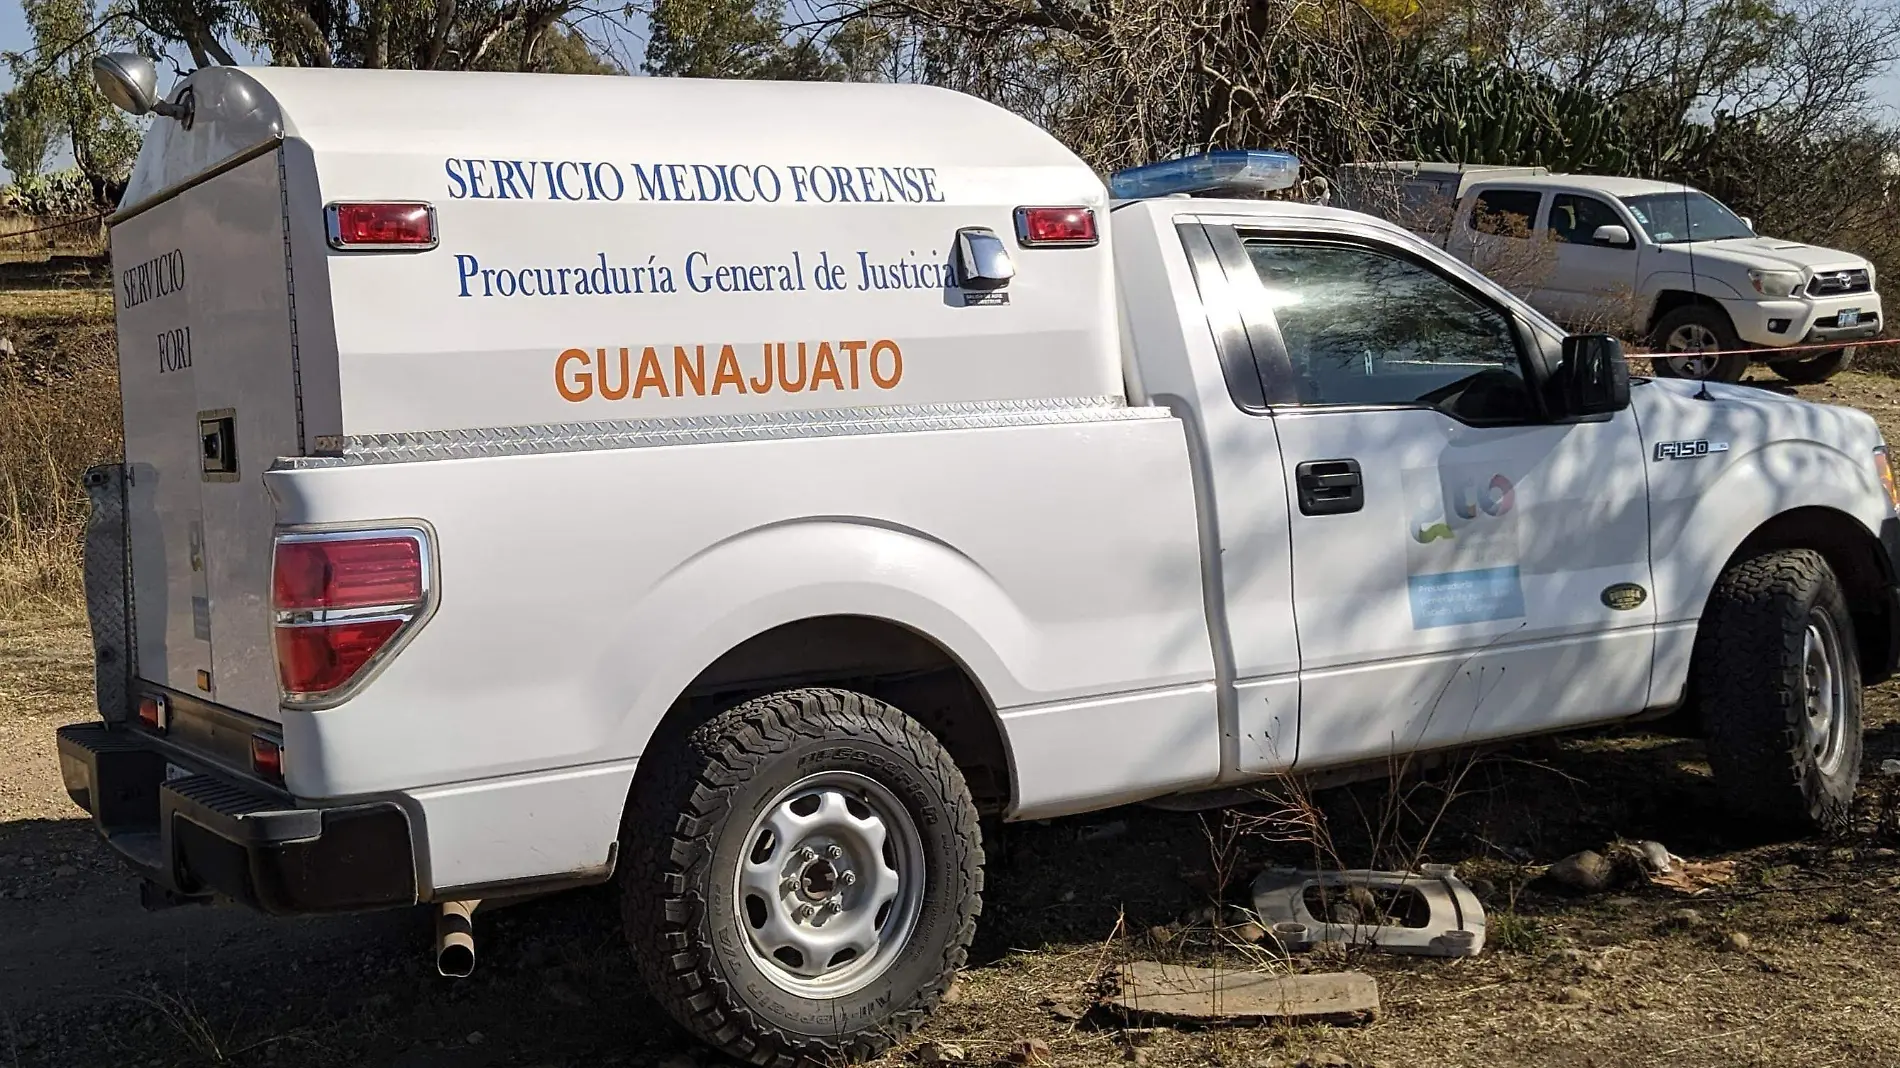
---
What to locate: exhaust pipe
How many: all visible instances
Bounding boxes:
[436,899,480,977]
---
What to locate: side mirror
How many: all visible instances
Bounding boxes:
[1591,224,1632,248]
[1554,334,1631,416]
[1740,216,1754,232]
[953,227,1014,290]
[92,53,159,116]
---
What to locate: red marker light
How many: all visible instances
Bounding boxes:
[251,735,284,784]
[327,203,436,249]
[137,694,168,731]
[1014,207,1098,247]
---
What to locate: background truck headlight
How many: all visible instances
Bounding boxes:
[1749,268,1805,298]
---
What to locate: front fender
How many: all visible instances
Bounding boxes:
[1650,438,1886,624]
[1642,271,1747,307]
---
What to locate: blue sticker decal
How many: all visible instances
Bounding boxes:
[1408,566,1526,628]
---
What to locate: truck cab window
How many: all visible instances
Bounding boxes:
[1550,194,1630,247]
[1469,189,1541,239]
[1244,240,1536,423]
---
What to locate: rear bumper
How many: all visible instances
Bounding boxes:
[56,722,418,915]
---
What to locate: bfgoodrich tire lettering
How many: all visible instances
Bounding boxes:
[621,688,982,1066]
[1694,549,1863,833]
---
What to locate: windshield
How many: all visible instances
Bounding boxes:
[1619,191,1754,244]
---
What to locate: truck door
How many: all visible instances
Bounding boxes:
[1538,193,1642,331]
[1197,221,1655,769]
[110,149,304,720]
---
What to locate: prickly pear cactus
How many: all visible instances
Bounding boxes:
[1397,65,1634,174]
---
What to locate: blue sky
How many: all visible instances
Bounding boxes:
[2,7,1898,186]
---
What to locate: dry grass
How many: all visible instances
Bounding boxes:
[0,287,121,619]
[0,214,107,264]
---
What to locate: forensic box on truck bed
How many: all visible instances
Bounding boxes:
[58,63,1900,1066]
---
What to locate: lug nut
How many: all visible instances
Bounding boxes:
[840,870,857,886]
[781,877,798,893]
[798,847,818,862]
[794,904,815,921]
[823,898,844,914]
[826,844,844,859]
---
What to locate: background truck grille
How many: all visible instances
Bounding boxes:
[1809,269,1872,296]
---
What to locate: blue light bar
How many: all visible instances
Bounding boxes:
[1108,150,1303,200]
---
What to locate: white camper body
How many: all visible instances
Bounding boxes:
[61,65,1900,1068]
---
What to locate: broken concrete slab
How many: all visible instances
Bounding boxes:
[1251,863,1485,957]
[1105,962,1378,1023]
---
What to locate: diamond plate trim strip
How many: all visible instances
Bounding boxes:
[273,397,1169,469]
[82,463,134,724]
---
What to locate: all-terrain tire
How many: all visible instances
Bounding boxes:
[1650,305,1748,383]
[620,688,982,1067]
[1693,549,1863,834]
[1769,348,1853,385]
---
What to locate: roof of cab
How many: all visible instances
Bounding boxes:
[1111,195,1429,241]
[122,66,1097,212]
[1462,172,1698,198]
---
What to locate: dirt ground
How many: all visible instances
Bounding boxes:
[9,338,1900,1067]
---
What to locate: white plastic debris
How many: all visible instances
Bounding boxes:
[1250,863,1485,958]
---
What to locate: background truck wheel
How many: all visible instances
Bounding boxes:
[1769,348,1853,385]
[1651,306,1748,383]
[1693,549,1862,834]
[621,688,982,1066]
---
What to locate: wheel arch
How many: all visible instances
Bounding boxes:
[596,516,1043,823]
[636,614,1016,815]
[1645,274,1749,331]
[1721,506,1896,684]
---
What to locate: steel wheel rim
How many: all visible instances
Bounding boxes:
[1664,324,1722,377]
[1803,608,1849,778]
[733,770,926,998]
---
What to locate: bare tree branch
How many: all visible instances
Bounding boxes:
[280,1,335,65]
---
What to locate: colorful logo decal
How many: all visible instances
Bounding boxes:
[1452,485,1479,519]
[1479,474,1514,517]
[1413,521,1455,544]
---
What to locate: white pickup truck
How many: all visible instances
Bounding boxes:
[59,60,1900,1065]
[1438,173,1882,385]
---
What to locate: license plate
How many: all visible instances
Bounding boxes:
[164,763,192,783]
[1840,308,1861,327]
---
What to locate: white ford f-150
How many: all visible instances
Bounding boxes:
[59,60,1900,1065]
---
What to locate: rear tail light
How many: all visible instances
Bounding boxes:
[325,202,437,249]
[137,694,168,731]
[272,529,432,705]
[1014,206,1099,247]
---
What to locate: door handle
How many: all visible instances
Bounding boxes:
[1295,459,1363,516]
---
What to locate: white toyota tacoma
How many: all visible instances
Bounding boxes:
[58,59,1900,1066]
[1440,172,1882,384]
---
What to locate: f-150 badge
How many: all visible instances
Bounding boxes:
[1653,439,1730,461]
